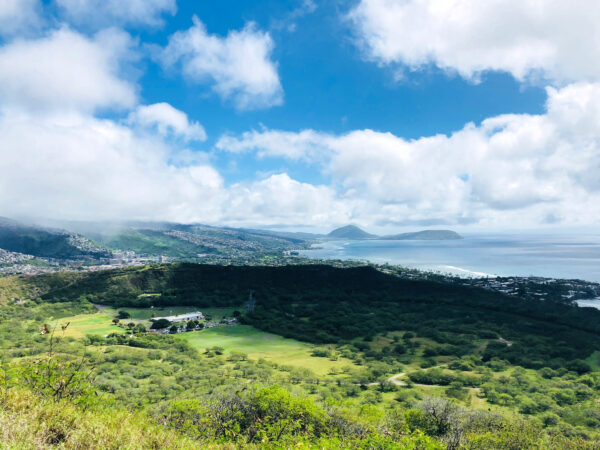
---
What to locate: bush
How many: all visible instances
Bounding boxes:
[0,389,196,448]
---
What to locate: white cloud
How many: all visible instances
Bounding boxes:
[217,82,600,228]
[0,0,42,36]
[0,112,224,222]
[349,0,600,84]
[217,129,325,161]
[0,110,351,226]
[56,0,176,28]
[158,17,283,110]
[272,0,318,32]
[0,28,137,113]
[129,103,206,142]
[224,173,348,227]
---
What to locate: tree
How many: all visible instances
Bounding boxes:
[169,325,179,334]
[112,318,120,325]
[150,319,171,329]
[567,359,591,374]
[117,310,131,320]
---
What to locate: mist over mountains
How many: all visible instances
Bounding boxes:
[0,217,462,262]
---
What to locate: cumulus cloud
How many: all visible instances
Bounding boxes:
[217,82,600,228]
[0,27,137,113]
[0,0,42,36]
[0,112,223,222]
[56,0,176,28]
[349,0,600,84]
[158,17,283,110]
[224,173,348,227]
[128,103,207,142]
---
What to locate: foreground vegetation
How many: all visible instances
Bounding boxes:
[1,263,600,448]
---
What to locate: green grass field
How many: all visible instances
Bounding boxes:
[56,305,243,338]
[178,325,355,376]
[51,313,123,338]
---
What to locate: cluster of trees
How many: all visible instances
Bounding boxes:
[408,369,483,387]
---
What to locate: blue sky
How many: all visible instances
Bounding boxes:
[0,0,599,232]
[140,1,548,185]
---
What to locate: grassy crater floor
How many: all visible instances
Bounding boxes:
[178,325,356,376]
[51,305,240,338]
[52,306,356,377]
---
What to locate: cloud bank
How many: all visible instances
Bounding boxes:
[349,0,600,84]
[0,28,333,227]
[218,82,600,228]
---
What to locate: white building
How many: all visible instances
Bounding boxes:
[153,311,204,323]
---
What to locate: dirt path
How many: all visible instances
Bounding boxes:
[365,373,407,386]
[498,337,513,346]
[92,304,109,313]
[387,372,407,386]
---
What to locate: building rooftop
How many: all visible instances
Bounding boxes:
[153,311,204,322]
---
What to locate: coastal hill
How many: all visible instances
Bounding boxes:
[327,225,375,239]
[327,224,463,240]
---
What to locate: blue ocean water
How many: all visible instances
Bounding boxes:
[298,234,600,283]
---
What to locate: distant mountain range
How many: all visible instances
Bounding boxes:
[0,217,462,263]
[0,217,312,261]
[327,225,462,241]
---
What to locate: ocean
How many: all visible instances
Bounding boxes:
[298,234,600,283]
